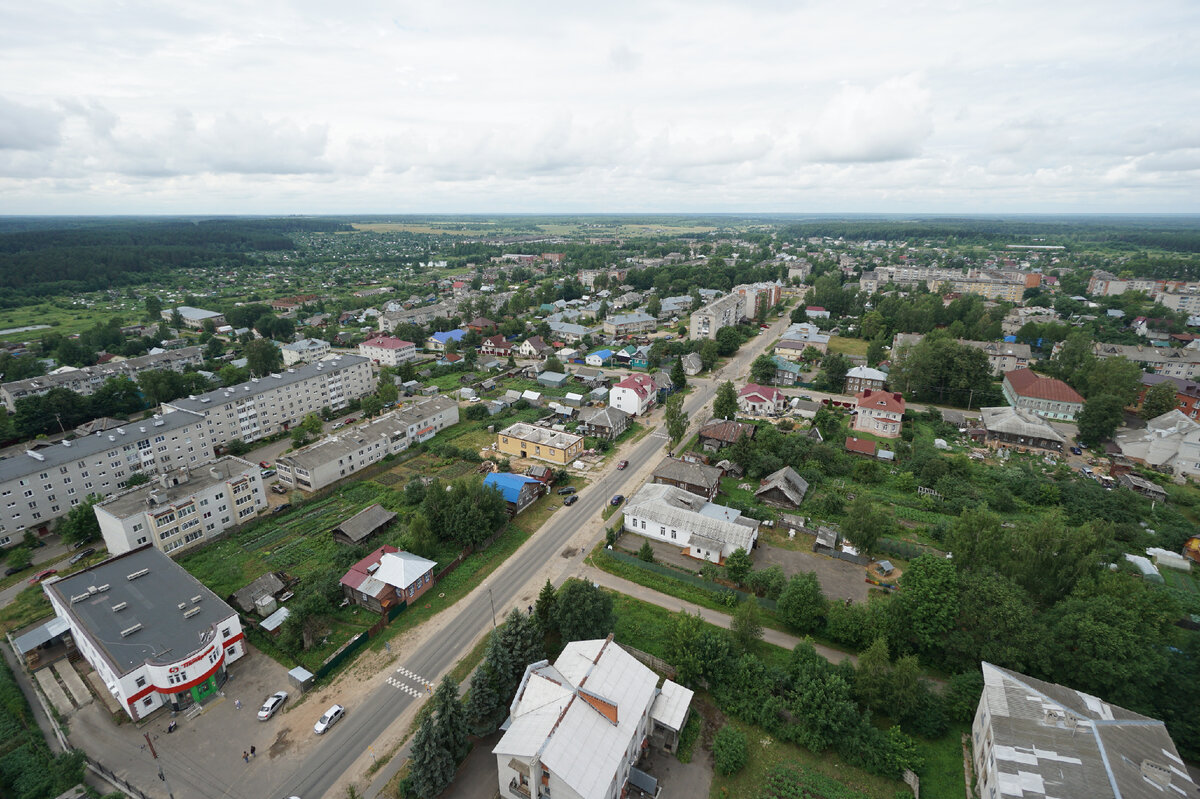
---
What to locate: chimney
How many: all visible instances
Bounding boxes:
[893,393,903,402]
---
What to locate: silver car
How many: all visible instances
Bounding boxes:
[313,704,345,735]
[257,690,288,721]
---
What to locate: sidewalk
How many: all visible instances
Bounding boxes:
[577,564,859,667]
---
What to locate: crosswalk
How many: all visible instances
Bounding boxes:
[386,665,433,697]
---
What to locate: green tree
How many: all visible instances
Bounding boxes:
[713,380,738,420]
[777,572,826,633]
[670,357,687,390]
[713,726,748,775]
[637,540,655,562]
[534,578,557,633]
[854,637,893,712]
[698,339,720,370]
[464,661,504,735]
[302,413,324,437]
[218,364,249,387]
[1082,356,1142,404]
[57,495,102,546]
[408,712,455,799]
[1141,380,1180,420]
[361,395,383,418]
[750,354,776,384]
[244,339,283,377]
[891,555,960,658]
[144,295,163,320]
[731,600,763,653]
[5,546,32,571]
[1076,393,1125,446]
[715,326,742,356]
[553,579,614,641]
[664,393,688,443]
[724,547,753,585]
[817,352,850,392]
[430,676,469,763]
[377,380,399,405]
[841,495,890,556]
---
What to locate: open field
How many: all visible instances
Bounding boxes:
[828,335,870,357]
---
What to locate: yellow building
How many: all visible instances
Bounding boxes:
[497,422,584,465]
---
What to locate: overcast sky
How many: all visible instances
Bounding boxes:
[1,0,1198,214]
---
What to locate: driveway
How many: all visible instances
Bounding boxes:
[754,545,868,604]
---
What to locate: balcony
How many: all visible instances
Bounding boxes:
[507,778,531,799]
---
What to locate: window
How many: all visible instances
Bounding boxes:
[143,697,153,707]
[136,676,146,688]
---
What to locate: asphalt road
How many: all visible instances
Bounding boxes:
[265,313,794,799]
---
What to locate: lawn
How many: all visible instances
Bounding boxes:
[912,724,970,799]
[513,476,590,535]
[828,336,869,357]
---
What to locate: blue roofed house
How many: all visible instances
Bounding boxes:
[427,329,467,352]
[484,472,546,516]
[586,349,614,367]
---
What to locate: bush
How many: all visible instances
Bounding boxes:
[945,670,985,723]
[638,541,655,563]
[713,726,748,776]
[464,404,490,421]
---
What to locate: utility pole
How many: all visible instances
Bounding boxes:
[145,732,176,799]
[488,586,496,628]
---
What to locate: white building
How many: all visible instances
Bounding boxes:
[161,306,225,329]
[162,355,375,446]
[622,482,758,563]
[276,397,458,492]
[853,389,905,438]
[609,374,657,417]
[1,347,204,412]
[281,338,331,366]
[95,457,265,556]
[43,546,246,720]
[689,293,745,340]
[359,336,418,366]
[494,636,693,799]
[737,383,787,416]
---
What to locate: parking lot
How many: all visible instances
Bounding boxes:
[754,544,869,604]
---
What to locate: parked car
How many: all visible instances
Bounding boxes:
[344,417,358,424]
[259,461,272,469]
[28,569,57,584]
[271,484,288,495]
[1070,446,1082,456]
[563,495,579,506]
[68,548,96,565]
[617,460,628,470]
[272,503,292,514]
[261,469,277,477]
[257,690,289,721]
[610,495,624,506]
[314,704,345,734]
[331,422,344,429]
[556,486,576,495]
[4,566,22,577]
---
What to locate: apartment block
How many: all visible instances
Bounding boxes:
[688,293,745,340]
[1,347,204,411]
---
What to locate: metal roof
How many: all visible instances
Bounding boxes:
[373,551,436,591]
[164,355,369,413]
[333,504,397,543]
[650,679,693,732]
[624,483,757,552]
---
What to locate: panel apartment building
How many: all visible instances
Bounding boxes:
[1,347,204,411]
[275,397,459,492]
[161,355,375,446]
[688,293,745,340]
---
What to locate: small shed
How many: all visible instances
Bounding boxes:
[288,666,315,693]
[876,560,895,576]
[537,371,570,388]
[650,680,695,753]
[231,572,286,614]
[333,504,398,546]
[260,606,291,635]
[563,392,585,407]
[1124,553,1164,584]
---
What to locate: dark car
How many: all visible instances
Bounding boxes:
[556,486,576,495]
[563,495,579,506]
[610,494,624,506]
[4,566,22,577]
[1070,446,1083,456]
[272,503,292,514]
[68,548,96,565]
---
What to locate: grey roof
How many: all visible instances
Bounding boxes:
[980,406,1065,443]
[2,347,204,398]
[0,412,201,484]
[281,338,328,352]
[977,662,1197,799]
[650,678,694,732]
[333,503,397,543]
[577,405,630,429]
[607,312,655,326]
[652,456,722,493]
[164,355,369,412]
[278,397,457,471]
[500,422,583,449]
[373,550,437,591]
[755,466,809,506]
[13,616,71,655]
[44,546,237,675]
[231,572,286,613]
[97,457,257,519]
[170,306,223,321]
[624,483,757,552]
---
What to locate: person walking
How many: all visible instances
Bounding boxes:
[242,751,249,763]
[235,699,242,710]
[250,746,256,759]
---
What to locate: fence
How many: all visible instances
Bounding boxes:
[875,537,945,561]
[616,643,677,679]
[89,761,156,799]
[606,548,778,611]
[313,631,369,681]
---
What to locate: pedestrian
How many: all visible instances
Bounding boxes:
[235,698,242,710]
[242,751,249,763]
[250,746,256,759]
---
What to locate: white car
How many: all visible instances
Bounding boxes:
[257,690,288,721]
[314,704,345,735]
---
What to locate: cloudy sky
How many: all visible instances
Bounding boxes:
[1,0,1198,214]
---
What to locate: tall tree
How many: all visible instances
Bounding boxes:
[244,339,283,377]
[553,579,614,641]
[534,579,557,633]
[890,555,960,659]
[713,380,738,420]
[731,600,763,653]
[1141,380,1180,420]
[777,572,826,633]
[841,495,891,556]
[664,393,688,443]
[1082,357,1142,404]
[817,352,850,392]
[750,354,776,385]
[430,677,469,763]
[408,712,455,799]
[1076,393,1125,446]
[670,357,687,390]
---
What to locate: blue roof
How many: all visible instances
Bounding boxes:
[590,349,614,359]
[431,329,466,343]
[483,472,542,503]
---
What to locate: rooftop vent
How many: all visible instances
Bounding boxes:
[183,607,202,619]
[153,419,164,426]
[25,450,45,461]
[119,623,143,638]
[126,568,150,581]
[116,428,125,435]
[177,602,187,610]
[1141,760,1173,788]
[139,426,146,433]
[70,593,91,604]
[111,602,127,612]
[62,440,71,447]
[95,584,110,592]
[190,595,202,603]
[108,435,116,441]
[200,398,211,403]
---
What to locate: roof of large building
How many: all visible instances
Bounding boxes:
[360,336,414,350]
[483,472,543,504]
[624,483,758,552]
[282,338,330,352]
[97,457,258,519]
[499,422,583,449]
[607,312,655,325]
[44,546,237,674]
[169,306,223,321]
[846,365,888,382]
[0,411,201,485]
[1004,369,1084,404]
[430,329,467,343]
[577,405,630,428]
[980,406,1065,443]
[1095,342,1200,364]
[1114,409,1200,468]
[2,346,204,394]
[613,373,656,397]
[962,339,1031,359]
[495,638,687,799]
[1139,372,1200,398]
[652,456,723,493]
[977,662,1197,799]
[164,355,369,413]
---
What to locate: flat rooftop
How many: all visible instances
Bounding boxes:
[500,422,583,448]
[45,546,237,674]
[280,397,456,470]
[97,457,256,519]
[164,354,369,412]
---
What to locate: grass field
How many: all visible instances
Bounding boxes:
[912,725,970,799]
[828,335,870,357]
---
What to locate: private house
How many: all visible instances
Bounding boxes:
[769,355,804,386]
[965,339,1032,376]
[773,322,829,357]
[537,371,570,389]
[755,466,809,509]
[426,329,467,352]
[493,636,694,799]
[517,336,550,359]
[480,335,514,358]
[651,456,722,500]
[630,346,652,370]
[697,419,755,451]
[281,337,332,366]
[466,317,498,334]
[1117,472,1169,502]
[548,322,594,343]
[622,483,758,563]
[737,383,787,416]
[585,349,614,367]
[497,423,585,465]
[359,336,417,366]
[680,352,703,376]
[845,436,877,457]
[230,572,286,616]
[853,389,905,438]
[977,406,1065,454]
[332,503,397,546]
[484,472,546,516]
[577,406,630,440]
[804,306,831,319]
[340,545,437,613]
[609,373,657,416]
[43,546,245,720]
[1002,369,1084,421]
[844,366,887,394]
[1114,410,1200,477]
[603,312,657,337]
[973,662,1196,799]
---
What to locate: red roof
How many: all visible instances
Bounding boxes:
[845,437,877,455]
[340,544,400,590]
[855,388,906,414]
[1003,369,1083,404]
[806,306,826,312]
[442,353,463,362]
[739,383,785,403]
[482,334,510,347]
[615,373,656,398]
[363,336,414,350]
